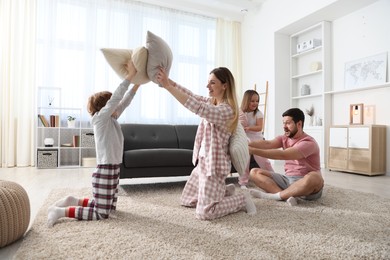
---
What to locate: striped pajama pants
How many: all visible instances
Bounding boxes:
[181,158,245,220]
[74,164,120,220]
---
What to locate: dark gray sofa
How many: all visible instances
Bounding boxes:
[120,123,258,179]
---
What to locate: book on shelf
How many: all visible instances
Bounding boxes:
[55,115,60,127]
[49,115,60,127]
[73,135,80,147]
[50,115,55,127]
[38,114,49,127]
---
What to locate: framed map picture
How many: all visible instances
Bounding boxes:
[344,52,387,89]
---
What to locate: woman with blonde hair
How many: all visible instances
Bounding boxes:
[156,66,256,220]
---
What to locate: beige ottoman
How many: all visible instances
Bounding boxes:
[0,180,30,248]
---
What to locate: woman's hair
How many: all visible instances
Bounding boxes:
[240,90,260,115]
[87,91,112,116]
[210,67,238,133]
[282,108,305,128]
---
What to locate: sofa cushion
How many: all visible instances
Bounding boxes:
[123,148,193,168]
[174,125,198,149]
[122,124,178,151]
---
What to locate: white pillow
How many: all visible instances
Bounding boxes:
[146,31,173,84]
[229,123,250,176]
[100,46,150,85]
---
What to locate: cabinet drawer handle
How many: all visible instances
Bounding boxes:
[85,133,94,136]
[42,153,52,156]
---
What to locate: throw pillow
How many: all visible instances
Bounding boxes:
[146,31,173,84]
[100,46,150,85]
[229,123,250,176]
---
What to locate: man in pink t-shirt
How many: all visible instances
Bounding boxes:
[248,108,324,206]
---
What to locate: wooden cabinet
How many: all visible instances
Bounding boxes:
[328,125,386,175]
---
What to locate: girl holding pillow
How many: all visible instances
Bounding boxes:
[238,90,274,187]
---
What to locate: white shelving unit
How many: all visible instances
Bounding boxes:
[274,2,388,172]
[289,21,331,166]
[36,87,96,168]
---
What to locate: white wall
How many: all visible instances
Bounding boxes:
[332,0,390,174]
[241,0,337,139]
[241,0,390,174]
[332,0,390,125]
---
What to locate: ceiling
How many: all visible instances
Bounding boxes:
[139,0,266,21]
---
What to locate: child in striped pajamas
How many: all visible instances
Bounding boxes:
[47,61,140,227]
[156,66,257,220]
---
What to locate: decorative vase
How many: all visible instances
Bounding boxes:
[309,116,314,126]
[67,120,76,128]
[312,116,317,126]
[301,84,310,96]
[316,117,322,126]
[44,138,54,147]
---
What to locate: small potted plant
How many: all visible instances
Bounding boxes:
[67,116,76,128]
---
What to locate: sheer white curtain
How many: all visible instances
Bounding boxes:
[1,0,243,167]
[36,0,216,126]
[0,0,37,167]
[215,18,243,98]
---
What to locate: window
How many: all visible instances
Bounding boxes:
[37,0,216,125]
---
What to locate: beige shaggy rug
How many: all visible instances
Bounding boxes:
[14,180,390,260]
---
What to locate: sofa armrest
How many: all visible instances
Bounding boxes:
[174,125,198,149]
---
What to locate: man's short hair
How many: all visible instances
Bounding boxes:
[282,108,305,127]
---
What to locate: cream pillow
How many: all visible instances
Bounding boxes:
[100,46,150,85]
[146,31,173,84]
[229,123,250,176]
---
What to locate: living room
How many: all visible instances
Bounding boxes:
[1,0,389,259]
